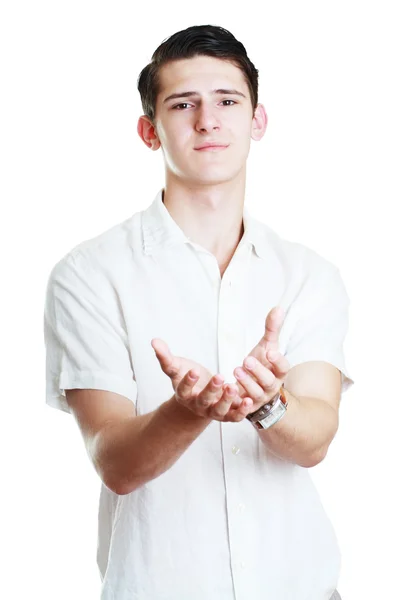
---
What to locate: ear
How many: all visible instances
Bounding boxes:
[251,103,268,142]
[137,115,162,150]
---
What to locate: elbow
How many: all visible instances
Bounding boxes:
[299,446,328,468]
[112,483,134,496]
[104,473,140,496]
[104,468,149,495]
[302,420,338,468]
[104,477,128,496]
[104,478,134,496]
[92,433,141,496]
[92,455,129,496]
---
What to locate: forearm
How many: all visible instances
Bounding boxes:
[93,395,211,495]
[258,388,338,467]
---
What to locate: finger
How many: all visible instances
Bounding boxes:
[234,379,247,399]
[266,350,291,379]
[195,374,226,412]
[222,382,242,409]
[261,306,285,349]
[209,384,240,420]
[225,396,254,422]
[175,369,200,405]
[235,363,276,402]
[151,338,180,380]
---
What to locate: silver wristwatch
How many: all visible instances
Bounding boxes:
[245,386,288,430]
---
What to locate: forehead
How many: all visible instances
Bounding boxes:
[157,55,247,99]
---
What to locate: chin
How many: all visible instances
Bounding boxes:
[185,163,240,180]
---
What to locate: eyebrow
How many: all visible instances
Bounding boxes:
[163,89,246,104]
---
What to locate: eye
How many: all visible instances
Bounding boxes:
[171,100,237,110]
[172,103,191,110]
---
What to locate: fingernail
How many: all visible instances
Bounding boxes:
[244,357,255,369]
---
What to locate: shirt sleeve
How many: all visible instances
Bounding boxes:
[44,251,137,414]
[283,264,354,395]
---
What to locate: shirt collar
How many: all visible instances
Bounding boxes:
[141,188,270,260]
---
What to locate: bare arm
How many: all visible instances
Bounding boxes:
[92,394,211,495]
[67,353,253,496]
[232,307,344,468]
[234,356,342,467]
[257,387,339,467]
[257,361,341,466]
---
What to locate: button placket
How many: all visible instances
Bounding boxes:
[217,247,254,599]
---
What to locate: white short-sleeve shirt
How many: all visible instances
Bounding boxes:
[44,188,354,600]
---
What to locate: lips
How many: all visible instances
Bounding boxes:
[195,143,229,151]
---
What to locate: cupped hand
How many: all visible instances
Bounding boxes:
[235,306,287,399]
[151,338,253,422]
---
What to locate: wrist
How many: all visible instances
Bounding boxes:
[160,395,212,428]
[246,386,288,430]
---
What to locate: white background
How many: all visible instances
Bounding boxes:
[1,1,399,599]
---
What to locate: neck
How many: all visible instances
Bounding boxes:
[162,171,247,263]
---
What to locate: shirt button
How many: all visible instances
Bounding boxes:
[240,561,246,569]
[232,445,241,455]
[238,503,245,512]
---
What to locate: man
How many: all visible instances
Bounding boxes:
[44,24,353,600]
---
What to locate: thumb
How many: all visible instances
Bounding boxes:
[262,306,285,349]
[151,338,181,383]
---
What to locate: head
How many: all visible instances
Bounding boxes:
[137,25,267,186]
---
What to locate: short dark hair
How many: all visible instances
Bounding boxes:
[137,24,259,124]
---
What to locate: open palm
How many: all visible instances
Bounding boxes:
[151,338,213,394]
[235,306,285,398]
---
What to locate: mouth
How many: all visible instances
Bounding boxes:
[194,145,229,152]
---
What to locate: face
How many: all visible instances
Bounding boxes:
[138,55,267,185]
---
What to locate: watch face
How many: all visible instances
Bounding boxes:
[256,398,287,430]
[247,402,273,421]
[246,387,288,427]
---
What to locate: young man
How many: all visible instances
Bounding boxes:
[44,25,353,600]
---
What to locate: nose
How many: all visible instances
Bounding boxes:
[195,105,220,133]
